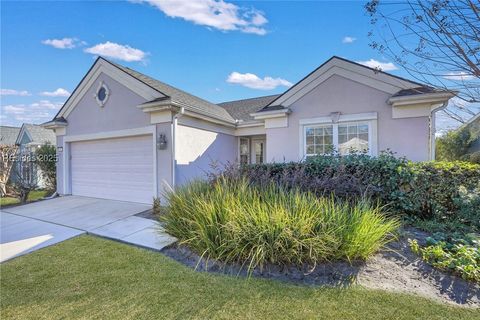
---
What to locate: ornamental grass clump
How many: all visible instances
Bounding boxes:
[162,178,399,274]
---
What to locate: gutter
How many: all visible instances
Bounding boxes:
[429,101,449,160]
[171,107,185,189]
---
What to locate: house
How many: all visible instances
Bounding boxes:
[0,126,21,146]
[14,124,56,187]
[462,112,480,154]
[43,56,454,204]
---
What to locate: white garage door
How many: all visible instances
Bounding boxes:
[70,135,154,204]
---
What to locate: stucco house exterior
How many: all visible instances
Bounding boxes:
[43,56,454,204]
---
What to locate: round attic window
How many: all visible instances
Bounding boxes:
[95,82,110,107]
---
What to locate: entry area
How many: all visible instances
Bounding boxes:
[69,134,154,204]
[238,135,266,165]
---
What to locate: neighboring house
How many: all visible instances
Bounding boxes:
[462,112,480,153]
[14,124,56,188]
[0,126,21,146]
[43,56,454,204]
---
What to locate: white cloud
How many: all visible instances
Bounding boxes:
[42,37,83,49]
[1,100,63,125]
[443,72,475,81]
[40,88,71,97]
[227,72,292,90]
[84,41,147,62]
[356,59,398,71]
[132,0,268,35]
[342,36,356,44]
[1,89,31,96]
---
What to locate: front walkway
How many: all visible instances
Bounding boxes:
[1,196,176,262]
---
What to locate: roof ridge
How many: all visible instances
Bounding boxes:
[218,94,281,105]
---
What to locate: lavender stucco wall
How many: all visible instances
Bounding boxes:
[175,124,236,186]
[65,73,151,136]
[56,72,156,195]
[266,75,430,162]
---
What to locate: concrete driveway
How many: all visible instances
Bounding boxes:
[1,196,176,262]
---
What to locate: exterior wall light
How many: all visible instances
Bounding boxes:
[157,133,167,150]
[57,146,63,152]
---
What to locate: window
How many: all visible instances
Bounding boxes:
[305,125,333,156]
[338,122,369,155]
[253,140,265,164]
[239,138,250,165]
[303,118,375,157]
[95,82,110,107]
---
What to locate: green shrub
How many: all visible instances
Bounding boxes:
[410,238,479,283]
[436,127,474,161]
[35,143,57,191]
[162,178,399,274]
[221,152,480,219]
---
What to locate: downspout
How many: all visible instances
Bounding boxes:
[429,102,448,161]
[171,107,185,188]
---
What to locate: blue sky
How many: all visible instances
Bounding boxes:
[0,0,474,130]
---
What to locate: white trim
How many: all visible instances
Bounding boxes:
[298,115,378,159]
[55,127,66,136]
[62,126,156,198]
[239,137,250,164]
[94,81,110,107]
[153,125,158,196]
[59,59,163,119]
[64,126,154,143]
[299,112,377,125]
[251,138,266,164]
[388,91,455,107]
[251,108,290,120]
[274,58,420,107]
[236,121,264,128]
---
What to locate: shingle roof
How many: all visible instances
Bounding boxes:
[21,124,56,145]
[0,126,20,146]
[391,86,439,97]
[106,59,236,124]
[218,94,281,122]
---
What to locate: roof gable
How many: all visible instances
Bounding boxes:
[262,56,424,111]
[54,57,235,124]
[55,58,163,120]
[16,124,55,145]
[0,126,20,146]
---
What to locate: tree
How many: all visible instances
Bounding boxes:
[365,0,480,122]
[35,143,57,191]
[436,127,473,161]
[0,145,18,196]
[11,150,39,204]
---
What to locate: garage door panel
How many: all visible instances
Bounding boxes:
[70,135,154,204]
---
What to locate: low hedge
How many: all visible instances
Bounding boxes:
[218,152,480,219]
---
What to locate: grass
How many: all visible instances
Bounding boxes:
[1,236,477,320]
[0,190,49,207]
[162,178,399,273]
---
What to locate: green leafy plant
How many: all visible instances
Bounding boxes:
[35,143,57,191]
[219,152,480,220]
[162,177,399,274]
[436,127,474,162]
[409,238,479,283]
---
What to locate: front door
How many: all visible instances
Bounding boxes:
[251,139,266,164]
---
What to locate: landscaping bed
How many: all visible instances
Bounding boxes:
[160,154,479,306]
[161,227,479,307]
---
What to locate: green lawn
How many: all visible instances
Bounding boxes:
[1,236,477,320]
[0,190,49,207]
